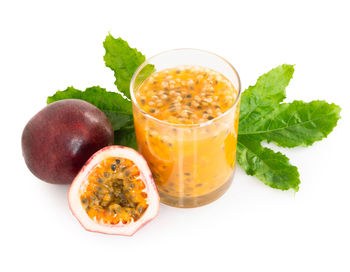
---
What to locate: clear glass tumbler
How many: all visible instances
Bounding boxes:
[130,49,241,208]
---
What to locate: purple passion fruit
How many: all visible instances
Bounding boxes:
[68,145,159,236]
[22,99,114,184]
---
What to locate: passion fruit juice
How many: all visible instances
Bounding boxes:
[132,64,240,207]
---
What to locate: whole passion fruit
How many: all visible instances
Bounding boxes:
[68,145,159,236]
[22,99,114,184]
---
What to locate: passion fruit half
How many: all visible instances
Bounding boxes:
[68,145,159,236]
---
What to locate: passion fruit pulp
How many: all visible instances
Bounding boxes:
[68,145,159,236]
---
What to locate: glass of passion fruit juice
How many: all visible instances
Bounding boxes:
[130,49,241,208]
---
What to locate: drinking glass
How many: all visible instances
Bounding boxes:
[130,49,241,208]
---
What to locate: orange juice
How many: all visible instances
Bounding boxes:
[131,49,241,207]
[135,66,237,124]
[132,63,240,207]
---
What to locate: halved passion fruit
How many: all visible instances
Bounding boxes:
[68,146,159,236]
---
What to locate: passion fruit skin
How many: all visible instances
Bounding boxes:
[22,99,114,184]
[68,145,159,236]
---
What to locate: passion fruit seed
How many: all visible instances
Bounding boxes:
[80,157,149,225]
[134,65,239,200]
[136,65,236,125]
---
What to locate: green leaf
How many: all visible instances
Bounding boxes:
[103,34,154,98]
[236,64,341,191]
[239,64,294,133]
[237,135,300,192]
[239,100,342,147]
[104,112,133,131]
[114,126,137,149]
[134,63,156,89]
[47,86,133,130]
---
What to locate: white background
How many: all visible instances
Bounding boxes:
[1,1,349,271]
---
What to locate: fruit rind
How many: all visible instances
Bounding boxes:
[22,99,114,184]
[68,145,159,236]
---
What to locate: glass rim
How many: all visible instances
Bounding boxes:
[130,48,241,128]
